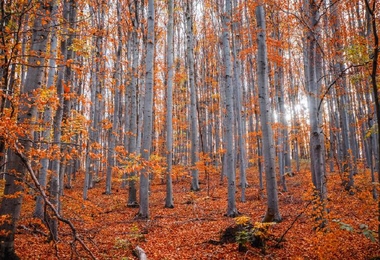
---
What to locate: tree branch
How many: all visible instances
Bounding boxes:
[317,63,369,113]
[13,143,96,260]
[275,200,312,247]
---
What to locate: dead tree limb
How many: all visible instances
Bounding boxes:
[14,143,96,260]
[134,246,147,260]
[275,200,312,247]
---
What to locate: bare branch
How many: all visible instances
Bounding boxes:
[13,143,96,260]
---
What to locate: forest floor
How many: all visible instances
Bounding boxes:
[14,161,380,259]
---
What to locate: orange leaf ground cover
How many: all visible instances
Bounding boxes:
[15,163,380,259]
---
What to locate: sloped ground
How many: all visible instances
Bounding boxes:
[15,163,380,259]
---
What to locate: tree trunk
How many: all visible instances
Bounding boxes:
[330,3,354,191]
[363,0,380,244]
[127,0,140,207]
[165,0,174,208]
[231,0,248,202]
[106,0,123,195]
[222,0,239,217]
[255,4,281,222]
[138,0,155,219]
[0,1,53,257]
[185,0,200,191]
[304,0,327,202]
[34,0,59,219]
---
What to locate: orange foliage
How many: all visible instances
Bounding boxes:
[12,162,380,259]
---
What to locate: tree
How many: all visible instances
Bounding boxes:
[127,0,140,207]
[329,2,355,191]
[302,0,327,204]
[222,0,239,217]
[34,0,59,219]
[138,0,155,219]
[255,3,281,222]
[231,0,248,201]
[84,2,106,199]
[185,0,200,191]
[363,0,380,243]
[0,1,54,257]
[106,0,123,195]
[165,0,175,208]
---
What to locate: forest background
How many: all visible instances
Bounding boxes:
[0,0,380,259]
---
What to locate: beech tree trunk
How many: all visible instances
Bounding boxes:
[34,0,59,219]
[185,0,200,191]
[165,0,174,208]
[363,0,380,244]
[138,0,155,219]
[303,0,327,202]
[106,0,123,195]
[231,0,248,202]
[222,0,239,217]
[330,3,354,191]
[255,4,281,222]
[127,0,140,207]
[0,1,53,258]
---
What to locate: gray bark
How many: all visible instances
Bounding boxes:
[222,0,238,217]
[272,14,291,191]
[0,1,53,257]
[106,0,123,195]
[84,4,105,198]
[185,0,200,191]
[363,0,380,243]
[165,0,174,208]
[255,4,281,222]
[330,4,354,191]
[138,0,154,219]
[127,0,140,207]
[303,0,327,202]
[34,0,59,219]
[231,0,248,202]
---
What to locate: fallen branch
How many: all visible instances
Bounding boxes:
[14,144,96,260]
[275,200,312,247]
[134,246,147,260]
[18,224,48,237]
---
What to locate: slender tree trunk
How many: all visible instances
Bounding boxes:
[138,0,154,219]
[0,1,53,257]
[165,0,174,208]
[255,4,281,222]
[34,0,58,219]
[84,4,105,198]
[127,0,140,207]
[364,0,380,244]
[330,4,354,191]
[185,0,200,191]
[303,0,327,208]
[231,0,248,202]
[222,0,239,217]
[106,0,123,195]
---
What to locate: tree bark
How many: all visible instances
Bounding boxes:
[0,1,53,257]
[127,0,140,207]
[34,0,59,219]
[185,0,200,191]
[231,0,248,202]
[106,0,123,195]
[255,4,281,222]
[138,0,155,219]
[303,0,327,203]
[165,0,174,208]
[363,0,380,244]
[222,0,239,217]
